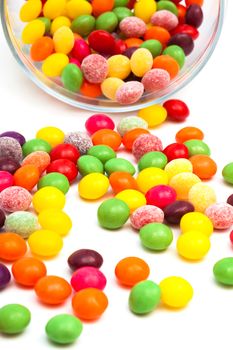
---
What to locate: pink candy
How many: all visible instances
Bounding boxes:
[0,171,14,192]
[146,185,177,209]
[116,81,144,105]
[81,54,108,84]
[85,114,115,135]
[70,39,91,63]
[70,266,107,292]
[142,69,170,93]
[0,186,32,212]
[205,203,233,230]
[119,17,147,38]
[151,10,179,31]
[132,134,163,160]
[130,205,164,230]
[69,57,81,68]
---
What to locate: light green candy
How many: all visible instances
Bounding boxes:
[5,211,39,239]
[117,116,148,136]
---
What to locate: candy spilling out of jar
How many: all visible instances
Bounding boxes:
[19,0,204,104]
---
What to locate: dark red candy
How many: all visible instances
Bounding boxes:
[50,144,80,164]
[114,39,127,55]
[70,39,91,63]
[47,159,78,183]
[88,30,115,55]
[0,131,26,146]
[127,0,137,9]
[170,0,182,3]
[163,143,189,161]
[68,249,103,271]
[164,200,194,225]
[227,194,233,206]
[163,99,190,122]
[168,33,194,55]
[0,263,11,289]
[171,24,199,40]
[0,158,20,174]
[185,4,203,28]
[0,208,6,228]
[123,47,138,59]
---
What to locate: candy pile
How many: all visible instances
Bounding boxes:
[19,0,204,104]
[1,99,233,345]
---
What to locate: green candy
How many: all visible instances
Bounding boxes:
[38,17,51,33]
[163,45,185,68]
[140,40,162,58]
[5,211,39,239]
[184,140,211,157]
[87,145,116,164]
[213,258,233,285]
[138,151,167,171]
[22,139,51,157]
[114,0,129,7]
[222,162,233,185]
[139,223,173,251]
[61,64,83,93]
[38,172,70,194]
[113,7,133,22]
[157,0,178,16]
[105,158,136,176]
[97,198,130,229]
[129,280,161,314]
[0,304,31,334]
[96,11,118,33]
[78,155,104,176]
[71,15,95,36]
[46,314,83,345]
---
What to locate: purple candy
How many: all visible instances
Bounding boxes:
[0,263,11,289]
[0,131,26,146]
[68,249,103,271]
[0,158,20,174]
[185,4,203,28]
[0,209,5,228]
[168,33,194,56]
[0,137,23,163]
[123,47,138,59]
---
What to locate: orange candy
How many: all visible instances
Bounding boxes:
[185,0,204,6]
[124,38,143,48]
[115,257,150,287]
[153,55,180,79]
[0,233,27,261]
[13,165,40,191]
[122,128,150,151]
[80,80,102,98]
[72,288,108,320]
[92,129,122,151]
[109,172,138,194]
[12,257,47,287]
[35,275,72,305]
[92,0,114,16]
[144,26,171,47]
[189,155,217,180]
[175,126,204,143]
[30,37,54,62]
[177,4,187,24]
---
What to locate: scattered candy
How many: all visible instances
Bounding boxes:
[28,229,63,257]
[0,263,11,289]
[139,222,173,251]
[159,276,193,308]
[0,304,31,334]
[35,275,72,304]
[180,212,213,236]
[213,258,233,286]
[129,280,161,314]
[164,200,194,225]
[12,257,47,287]
[130,205,164,230]
[97,198,130,229]
[68,249,103,271]
[177,230,211,260]
[115,257,150,286]
[205,203,233,230]
[71,266,106,291]
[5,211,39,238]
[0,186,32,212]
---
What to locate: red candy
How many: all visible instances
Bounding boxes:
[163,99,190,122]
[171,24,199,40]
[70,39,91,63]
[81,54,109,84]
[0,171,14,192]
[69,57,81,68]
[47,159,78,183]
[70,266,107,292]
[85,114,115,135]
[50,144,80,164]
[88,30,115,55]
[146,185,177,209]
[163,143,189,161]
[114,39,127,55]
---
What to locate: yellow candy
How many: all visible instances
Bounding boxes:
[66,0,92,19]
[42,53,69,77]
[177,231,211,260]
[138,105,167,128]
[115,189,146,213]
[169,172,201,200]
[130,48,153,77]
[79,173,109,200]
[20,0,42,22]
[134,0,157,23]
[36,126,65,147]
[43,0,66,19]
[137,167,168,193]
[53,26,74,54]
[28,229,63,257]
[107,55,131,80]
[188,182,216,213]
[101,78,124,100]
[33,186,66,213]
[51,16,71,35]
[165,159,193,180]
[22,19,45,44]
[159,276,193,308]
[180,212,213,237]
[38,209,72,236]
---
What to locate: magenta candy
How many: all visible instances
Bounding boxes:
[85,114,115,135]
[142,68,170,92]
[116,81,144,105]
[146,185,177,209]
[0,263,11,289]
[151,10,179,31]
[205,203,233,230]
[120,17,147,38]
[69,57,81,68]
[70,39,91,63]
[81,54,109,84]
[0,171,14,192]
[130,205,164,230]
[114,39,127,55]
[132,134,163,160]
[88,30,116,55]
[70,266,107,292]
[0,186,32,212]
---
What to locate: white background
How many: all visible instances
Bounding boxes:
[1,2,233,349]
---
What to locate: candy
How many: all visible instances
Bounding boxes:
[0,171,14,192]
[71,14,95,36]
[137,167,168,193]
[28,229,63,257]
[177,231,211,260]
[97,198,130,229]
[213,258,233,286]
[35,275,71,304]
[0,131,25,146]
[113,7,133,22]
[0,263,11,289]
[185,0,204,6]
[134,0,157,23]
[132,134,163,160]
[43,0,66,19]
[116,81,144,105]
[88,30,115,55]
[115,189,146,212]
[0,233,27,261]
[13,165,40,191]
[38,172,70,194]
[163,143,189,161]
[101,77,124,100]
[81,54,108,84]
[38,209,72,236]
[145,185,177,209]
[157,0,178,15]
[129,280,161,314]
[222,162,233,185]
[168,33,194,56]
[115,257,150,287]
[0,137,23,163]
[141,68,170,93]
[159,276,193,308]
[122,128,150,151]
[144,26,171,47]
[72,288,108,320]
[164,200,194,225]
[163,45,186,68]
[79,173,109,200]
[138,151,167,171]
[32,186,66,213]
[130,205,164,230]
[66,0,92,19]
[85,114,115,135]
[130,48,153,77]
[169,172,201,200]
[51,16,72,35]
[5,212,39,239]
[22,151,51,173]
[71,266,106,291]
[184,139,210,157]
[188,183,216,213]
[205,203,233,230]
[171,24,199,40]
[109,171,138,193]
[68,249,103,271]
[96,11,118,32]
[117,116,148,136]
[87,145,116,165]
[189,155,217,179]
[50,144,80,163]
[64,132,93,155]
[42,52,69,76]
[22,138,52,156]
[92,0,114,16]
[185,4,203,28]
[47,159,78,183]
[140,222,173,251]
[20,0,42,22]
[12,257,47,287]
[120,17,146,38]
[0,158,20,174]
[53,26,74,54]
[0,209,5,228]
[0,304,31,334]
[0,186,32,212]
[71,39,91,62]
[180,212,213,236]
[45,314,83,345]
[105,158,136,176]
[61,64,83,92]
[22,19,45,44]
[164,158,193,180]
[78,155,104,176]
[151,10,179,31]
[152,55,179,79]
[140,39,162,58]
[92,129,122,151]
[227,194,233,206]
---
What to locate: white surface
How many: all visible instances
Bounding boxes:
[1,3,233,349]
